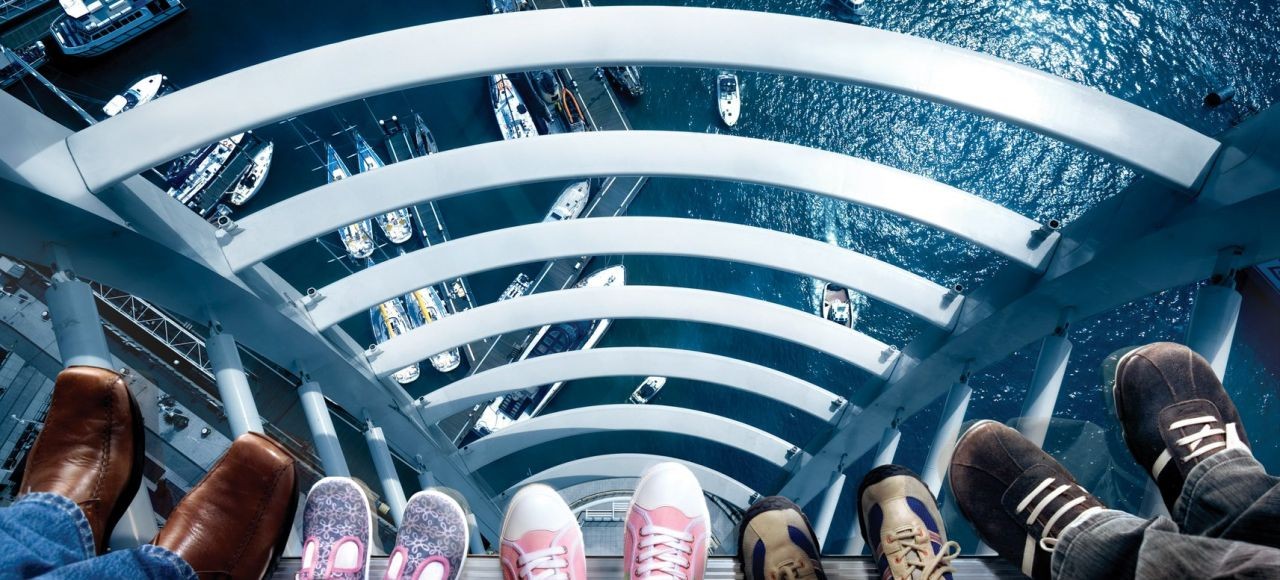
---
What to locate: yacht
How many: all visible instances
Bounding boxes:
[51,0,185,57]
[403,286,463,373]
[228,140,273,206]
[102,73,170,117]
[490,74,537,140]
[629,376,667,404]
[489,0,528,13]
[498,273,532,302]
[530,70,563,106]
[354,131,413,244]
[412,113,440,156]
[717,71,741,127]
[166,133,244,215]
[544,181,591,222]
[604,66,645,97]
[473,265,625,436]
[370,295,420,384]
[327,143,376,259]
[1,42,46,89]
[822,283,854,328]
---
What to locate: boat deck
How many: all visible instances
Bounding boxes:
[439,0,648,442]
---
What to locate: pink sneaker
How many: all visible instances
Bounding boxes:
[499,484,587,580]
[624,463,710,580]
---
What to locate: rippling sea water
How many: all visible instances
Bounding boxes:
[9,0,1278,549]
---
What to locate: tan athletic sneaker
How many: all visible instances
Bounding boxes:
[857,465,959,580]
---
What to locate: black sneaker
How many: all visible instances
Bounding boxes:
[738,496,827,580]
[1113,342,1251,512]
[949,421,1105,580]
[857,465,959,580]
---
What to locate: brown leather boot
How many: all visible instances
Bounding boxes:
[19,366,144,554]
[155,432,298,579]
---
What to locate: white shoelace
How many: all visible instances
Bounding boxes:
[517,546,569,580]
[634,525,694,580]
[1151,415,1233,480]
[1014,477,1103,577]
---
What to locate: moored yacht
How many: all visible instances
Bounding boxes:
[52,0,185,57]
[1,42,47,89]
[102,73,170,117]
[354,131,413,244]
[544,180,591,222]
[166,133,244,215]
[717,71,741,127]
[490,74,537,140]
[473,264,625,436]
[228,140,273,206]
[327,143,376,260]
[604,66,645,97]
[403,285,463,373]
[370,295,420,384]
[412,113,440,156]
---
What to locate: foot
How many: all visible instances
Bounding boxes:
[499,484,586,580]
[154,432,298,579]
[19,366,143,554]
[857,465,958,580]
[949,421,1105,580]
[738,496,826,580]
[299,477,372,580]
[1113,342,1250,511]
[624,462,710,580]
[387,489,470,580]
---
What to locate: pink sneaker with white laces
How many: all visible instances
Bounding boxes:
[624,463,710,580]
[500,484,587,580]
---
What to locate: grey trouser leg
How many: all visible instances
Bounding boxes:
[1051,449,1280,579]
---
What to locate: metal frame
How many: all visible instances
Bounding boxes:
[457,405,804,471]
[368,286,903,380]
[225,132,1056,271]
[412,347,846,424]
[306,217,963,330]
[66,7,1218,191]
[498,454,758,509]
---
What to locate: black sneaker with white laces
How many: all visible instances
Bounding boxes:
[949,421,1106,580]
[1113,342,1251,512]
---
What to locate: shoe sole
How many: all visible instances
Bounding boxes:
[854,464,930,551]
[103,380,145,554]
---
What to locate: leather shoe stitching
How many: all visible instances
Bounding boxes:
[226,461,289,571]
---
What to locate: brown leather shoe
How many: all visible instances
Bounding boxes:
[155,432,298,579]
[19,366,144,554]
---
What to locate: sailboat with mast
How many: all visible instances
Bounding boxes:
[327,143,375,260]
[354,131,413,244]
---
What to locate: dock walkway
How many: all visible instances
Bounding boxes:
[440,0,648,442]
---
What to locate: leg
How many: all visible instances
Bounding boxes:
[1053,510,1280,580]
[1176,447,1280,546]
[0,493,97,576]
[35,544,195,580]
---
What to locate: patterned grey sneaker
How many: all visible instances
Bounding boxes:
[299,477,373,580]
[385,489,469,580]
[1113,342,1251,512]
[857,465,959,580]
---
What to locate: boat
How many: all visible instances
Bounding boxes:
[327,143,376,259]
[166,133,244,215]
[822,283,854,328]
[412,113,440,156]
[403,286,463,373]
[561,88,588,133]
[370,295,420,384]
[498,273,532,302]
[1,41,47,89]
[228,140,273,206]
[51,0,185,58]
[102,73,170,117]
[530,70,563,106]
[628,376,667,404]
[604,66,645,97]
[490,74,538,140]
[717,71,741,127]
[544,181,591,222]
[828,0,868,22]
[474,265,625,436]
[489,0,528,13]
[354,131,413,244]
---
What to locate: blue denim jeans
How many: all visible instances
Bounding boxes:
[0,492,195,579]
[1052,449,1280,579]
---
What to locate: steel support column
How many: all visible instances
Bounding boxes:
[45,261,112,370]
[847,426,903,555]
[919,379,972,495]
[205,324,264,436]
[297,380,350,477]
[1018,330,1072,448]
[1186,281,1242,380]
[365,423,408,526]
[810,472,846,553]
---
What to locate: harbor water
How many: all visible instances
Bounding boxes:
[8,0,1279,547]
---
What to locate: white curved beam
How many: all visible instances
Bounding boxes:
[458,405,802,471]
[368,286,902,380]
[498,454,759,509]
[68,7,1217,192]
[225,132,1053,271]
[412,347,845,424]
[306,217,962,330]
